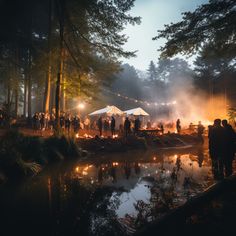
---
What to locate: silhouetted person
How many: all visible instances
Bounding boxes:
[189,122,194,133]
[176,119,181,134]
[32,113,38,130]
[104,118,109,131]
[124,117,131,137]
[146,120,151,129]
[40,113,45,130]
[97,116,103,136]
[222,119,236,177]
[73,116,80,133]
[111,116,115,136]
[159,122,164,134]
[197,121,205,144]
[134,117,141,135]
[208,119,225,179]
[35,113,40,130]
[60,113,65,129]
[65,115,71,135]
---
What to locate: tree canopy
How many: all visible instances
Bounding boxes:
[0,0,141,117]
[154,0,236,59]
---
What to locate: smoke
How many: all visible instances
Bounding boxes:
[166,74,229,127]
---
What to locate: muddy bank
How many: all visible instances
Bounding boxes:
[0,129,84,182]
[0,129,203,183]
[77,133,201,154]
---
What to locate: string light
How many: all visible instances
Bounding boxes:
[103,88,177,107]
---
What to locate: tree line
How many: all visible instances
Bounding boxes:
[0,0,140,126]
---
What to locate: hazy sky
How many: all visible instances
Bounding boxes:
[122,0,209,71]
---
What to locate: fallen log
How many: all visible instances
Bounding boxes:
[135,175,236,235]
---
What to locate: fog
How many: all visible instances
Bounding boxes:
[102,62,229,128]
[161,75,228,127]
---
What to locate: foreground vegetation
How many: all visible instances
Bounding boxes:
[0,129,83,182]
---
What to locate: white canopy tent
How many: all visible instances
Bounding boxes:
[124,107,149,116]
[89,105,124,116]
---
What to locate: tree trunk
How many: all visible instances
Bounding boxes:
[27,52,32,119]
[50,82,55,113]
[14,83,18,117]
[55,0,65,128]
[61,59,66,112]
[27,5,33,120]
[14,47,19,117]
[44,0,52,113]
[24,74,27,117]
[7,79,11,107]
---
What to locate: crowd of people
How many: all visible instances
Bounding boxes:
[30,112,143,137]
[0,109,10,127]
[31,112,85,134]
[96,116,141,137]
[208,119,236,179]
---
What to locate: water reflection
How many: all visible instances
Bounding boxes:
[0,149,214,235]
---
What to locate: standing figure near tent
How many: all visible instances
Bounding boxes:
[104,118,109,132]
[124,117,131,137]
[176,119,181,134]
[146,120,151,129]
[97,116,103,136]
[134,117,141,135]
[159,122,164,134]
[111,116,116,136]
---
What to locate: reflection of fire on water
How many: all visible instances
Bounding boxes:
[75,165,93,176]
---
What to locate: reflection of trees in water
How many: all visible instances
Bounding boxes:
[131,151,211,228]
[47,150,211,234]
[48,173,124,235]
[197,147,204,167]
[124,162,131,180]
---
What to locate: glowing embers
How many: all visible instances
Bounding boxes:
[83,133,93,138]
[75,133,93,139]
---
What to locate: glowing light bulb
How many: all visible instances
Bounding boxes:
[78,103,85,109]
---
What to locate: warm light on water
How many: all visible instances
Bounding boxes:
[0,149,218,235]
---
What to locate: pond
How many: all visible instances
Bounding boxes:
[0,147,214,236]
